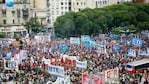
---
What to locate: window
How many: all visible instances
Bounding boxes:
[2,0,5,3]
[17,9,21,18]
[61,7,63,10]
[65,2,67,5]
[65,7,67,10]
[2,9,6,17]
[3,20,6,24]
[12,11,15,17]
[61,2,63,5]
[18,19,20,24]
[13,19,15,24]
[78,9,81,11]
[77,2,79,5]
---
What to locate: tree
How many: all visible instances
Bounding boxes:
[54,3,149,37]
[24,17,40,34]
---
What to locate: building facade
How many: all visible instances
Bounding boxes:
[47,0,71,27]
[30,0,47,27]
[132,0,149,3]
[0,0,30,26]
[71,0,117,12]
[0,0,29,37]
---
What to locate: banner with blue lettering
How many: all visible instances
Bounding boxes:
[59,43,68,52]
[48,65,64,78]
[127,49,136,57]
[131,38,142,47]
[76,59,87,69]
[5,0,14,7]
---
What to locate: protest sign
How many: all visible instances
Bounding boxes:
[46,75,70,84]
[5,52,12,60]
[105,68,119,83]
[113,44,120,52]
[81,35,90,42]
[70,37,80,45]
[127,49,136,57]
[131,38,142,47]
[62,55,76,67]
[82,74,102,84]
[59,43,68,52]
[76,59,87,69]
[48,65,65,78]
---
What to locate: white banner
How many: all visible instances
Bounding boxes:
[105,68,119,83]
[4,59,19,72]
[139,48,149,56]
[76,59,87,69]
[48,65,65,78]
[62,55,77,61]
[70,37,80,45]
[19,50,28,60]
[127,49,136,57]
[46,76,70,84]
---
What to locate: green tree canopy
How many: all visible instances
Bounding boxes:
[54,3,149,37]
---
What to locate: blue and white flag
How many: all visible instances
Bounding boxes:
[76,59,87,69]
[59,43,68,52]
[131,38,142,47]
[48,65,65,78]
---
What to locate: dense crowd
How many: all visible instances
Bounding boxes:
[0,31,149,84]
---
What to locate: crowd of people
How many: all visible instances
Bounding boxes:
[0,31,149,84]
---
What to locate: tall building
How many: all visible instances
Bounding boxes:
[0,0,30,37]
[132,0,149,3]
[117,0,132,3]
[47,0,71,28]
[30,0,47,27]
[71,0,117,12]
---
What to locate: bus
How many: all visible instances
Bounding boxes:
[126,59,149,73]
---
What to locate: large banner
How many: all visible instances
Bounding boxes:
[4,59,19,72]
[76,59,87,69]
[82,74,102,84]
[70,37,80,45]
[48,65,65,78]
[46,76,70,84]
[105,68,119,83]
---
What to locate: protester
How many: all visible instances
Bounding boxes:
[0,31,148,84]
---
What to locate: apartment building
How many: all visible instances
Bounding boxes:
[71,0,117,12]
[132,0,149,3]
[47,0,71,27]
